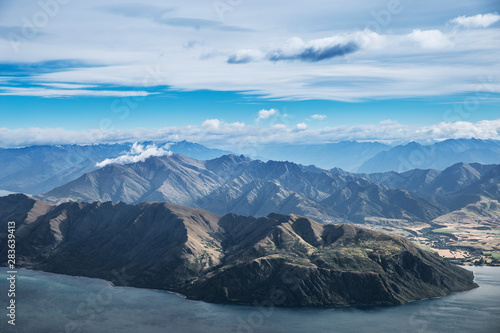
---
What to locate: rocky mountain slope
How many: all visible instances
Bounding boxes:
[359,162,487,199]
[359,162,500,210]
[0,194,477,307]
[38,154,446,224]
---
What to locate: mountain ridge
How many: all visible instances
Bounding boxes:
[358,139,500,173]
[0,194,477,307]
[38,154,447,224]
[0,141,231,195]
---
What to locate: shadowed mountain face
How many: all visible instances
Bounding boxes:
[37,154,447,224]
[0,141,230,195]
[359,162,500,211]
[0,194,477,307]
[321,178,445,223]
[358,139,500,173]
[443,164,500,211]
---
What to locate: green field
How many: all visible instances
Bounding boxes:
[414,243,436,253]
[433,228,464,234]
[486,252,500,259]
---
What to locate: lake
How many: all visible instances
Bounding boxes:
[0,266,499,333]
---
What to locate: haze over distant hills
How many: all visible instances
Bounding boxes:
[357,162,500,211]
[0,141,230,195]
[0,194,477,307]
[252,139,500,172]
[357,139,500,173]
[38,154,447,224]
[2,138,500,197]
[255,141,391,171]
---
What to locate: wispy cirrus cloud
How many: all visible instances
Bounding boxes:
[158,17,251,32]
[98,4,174,19]
[40,83,97,89]
[0,26,47,40]
[101,4,251,32]
[0,87,152,98]
[0,1,499,103]
[450,12,500,28]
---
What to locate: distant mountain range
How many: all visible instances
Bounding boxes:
[2,138,499,197]
[1,138,499,228]
[357,139,500,173]
[358,162,500,211]
[253,139,500,172]
[0,194,477,307]
[0,141,230,195]
[38,154,447,224]
[255,141,391,171]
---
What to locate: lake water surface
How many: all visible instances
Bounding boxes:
[1,266,499,333]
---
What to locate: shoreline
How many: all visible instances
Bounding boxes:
[1,265,492,309]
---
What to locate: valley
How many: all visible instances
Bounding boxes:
[2,141,499,268]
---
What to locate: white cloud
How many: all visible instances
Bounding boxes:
[311,114,327,120]
[201,119,247,133]
[266,36,360,62]
[256,109,278,122]
[96,142,172,167]
[296,122,308,130]
[272,124,288,130]
[229,34,364,64]
[202,119,222,130]
[450,13,500,28]
[1,118,500,150]
[405,29,451,49]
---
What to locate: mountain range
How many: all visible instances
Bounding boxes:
[255,141,391,170]
[357,139,500,173]
[2,139,499,229]
[0,194,477,307]
[38,154,447,224]
[0,141,230,195]
[253,139,500,172]
[2,139,500,198]
[358,162,500,211]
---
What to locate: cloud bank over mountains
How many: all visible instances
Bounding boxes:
[1,118,499,149]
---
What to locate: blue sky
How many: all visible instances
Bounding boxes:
[0,0,499,148]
